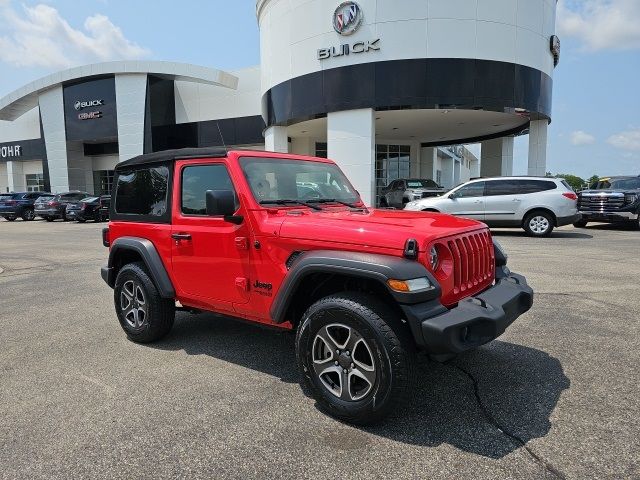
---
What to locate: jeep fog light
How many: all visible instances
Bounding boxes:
[387,277,433,293]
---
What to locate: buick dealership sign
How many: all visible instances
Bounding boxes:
[320,2,380,60]
[74,99,104,111]
[333,1,363,36]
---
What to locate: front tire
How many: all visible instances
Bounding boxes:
[573,219,588,228]
[296,292,416,425]
[22,209,35,221]
[5,216,16,222]
[524,211,554,237]
[114,262,175,343]
[44,216,54,222]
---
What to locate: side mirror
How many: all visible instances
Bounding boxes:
[448,192,458,199]
[205,190,243,225]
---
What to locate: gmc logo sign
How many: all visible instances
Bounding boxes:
[78,111,103,120]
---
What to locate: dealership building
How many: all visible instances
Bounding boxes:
[0,0,558,206]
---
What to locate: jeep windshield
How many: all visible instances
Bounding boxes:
[589,178,640,190]
[240,157,360,207]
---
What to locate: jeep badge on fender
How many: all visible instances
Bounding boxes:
[101,148,533,425]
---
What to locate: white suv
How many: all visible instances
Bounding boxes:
[404,177,580,237]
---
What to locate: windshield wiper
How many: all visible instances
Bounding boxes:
[308,198,362,209]
[259,199,323,211]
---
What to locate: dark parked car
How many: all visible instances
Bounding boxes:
[0,192,51,221]
[66,195,111,222]
[379,179,446,208]
[34,191,91,221]
[575,175,640,229]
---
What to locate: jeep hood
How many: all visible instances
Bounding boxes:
[278,209,486,250]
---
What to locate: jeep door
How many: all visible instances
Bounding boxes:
[171,160,250,310]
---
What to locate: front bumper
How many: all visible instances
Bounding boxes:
[401,268,533,355]
[557,213,581,226]
[579,210,637,222]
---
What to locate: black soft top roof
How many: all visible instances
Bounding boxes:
[116,148,228,170]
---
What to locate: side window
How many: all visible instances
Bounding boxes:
[523,180,557,193]
[456,182,485,198]
[181,164,236,216]
[388,180,397,190]
[115,166,169,216]
[485,180,520,196]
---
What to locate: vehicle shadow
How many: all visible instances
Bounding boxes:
[153,312,569,459]
[491,229,593,239]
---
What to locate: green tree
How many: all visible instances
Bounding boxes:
[555,174,585,192]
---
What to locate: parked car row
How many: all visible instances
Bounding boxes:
[391,174,639,236]
[1,191,110,223]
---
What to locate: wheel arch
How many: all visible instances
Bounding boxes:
[106,237,175,298]
[271,250,439,326]
[523,207,558,227]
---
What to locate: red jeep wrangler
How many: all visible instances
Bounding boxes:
[101,148,533,424]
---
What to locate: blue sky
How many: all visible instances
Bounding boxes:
[0,0,638,179]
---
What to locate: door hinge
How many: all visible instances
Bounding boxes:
[235,237,249,250]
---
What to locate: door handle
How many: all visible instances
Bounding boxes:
[171,233,192,241]
[512,199,522,202]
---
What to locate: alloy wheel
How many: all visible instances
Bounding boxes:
[120,280,148,329]
[529,215,550,235]
[312,323,377,402]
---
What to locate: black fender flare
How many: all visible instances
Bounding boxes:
[104,237,175,298]
[270,250,440,324]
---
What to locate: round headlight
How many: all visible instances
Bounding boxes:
[429,245,439,271]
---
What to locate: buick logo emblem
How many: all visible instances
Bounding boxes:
[333,1,363,36]
[74,99,104,111]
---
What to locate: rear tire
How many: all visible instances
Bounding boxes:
[573,219,588,228]
[114,262,175,343]
[22,209,35,221]
[632,214,640,231]
[524,211,554,237]
[77,218,86,223]
[45,216,54,222]
[296,292,416,425]
[5,216,16,222]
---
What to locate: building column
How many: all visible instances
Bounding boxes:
[419,147,437,180]
[327,109,375,206]
[470,158,480,178]
[480,137,514,177]
[265,126,289,153]
[39,86,69,193]
[116,74,148,162]
[6,161,25,192]
[441,156,455,189]
[528,120,548,176]
[290,137,315,156]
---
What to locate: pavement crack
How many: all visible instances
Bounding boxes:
[451,363,566,480]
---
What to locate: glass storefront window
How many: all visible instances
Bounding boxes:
[93,170,115,195]
[375,144,411,206]
[25,174,45,192]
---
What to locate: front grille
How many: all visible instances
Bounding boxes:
[436,230,495,306]
[578,194,625,211]
[447,230,494,294]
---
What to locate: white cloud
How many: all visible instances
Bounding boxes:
[557,0,640,51]
[607,128,640,151]
[0,3,150,69]
[570,130,596,146]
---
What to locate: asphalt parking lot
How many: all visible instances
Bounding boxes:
[0,219,638,479]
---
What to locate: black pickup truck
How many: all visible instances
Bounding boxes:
[575,176,640,229]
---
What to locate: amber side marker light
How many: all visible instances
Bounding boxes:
[387,278,433,293]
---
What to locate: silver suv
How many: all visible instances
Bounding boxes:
[404,177,580,237]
